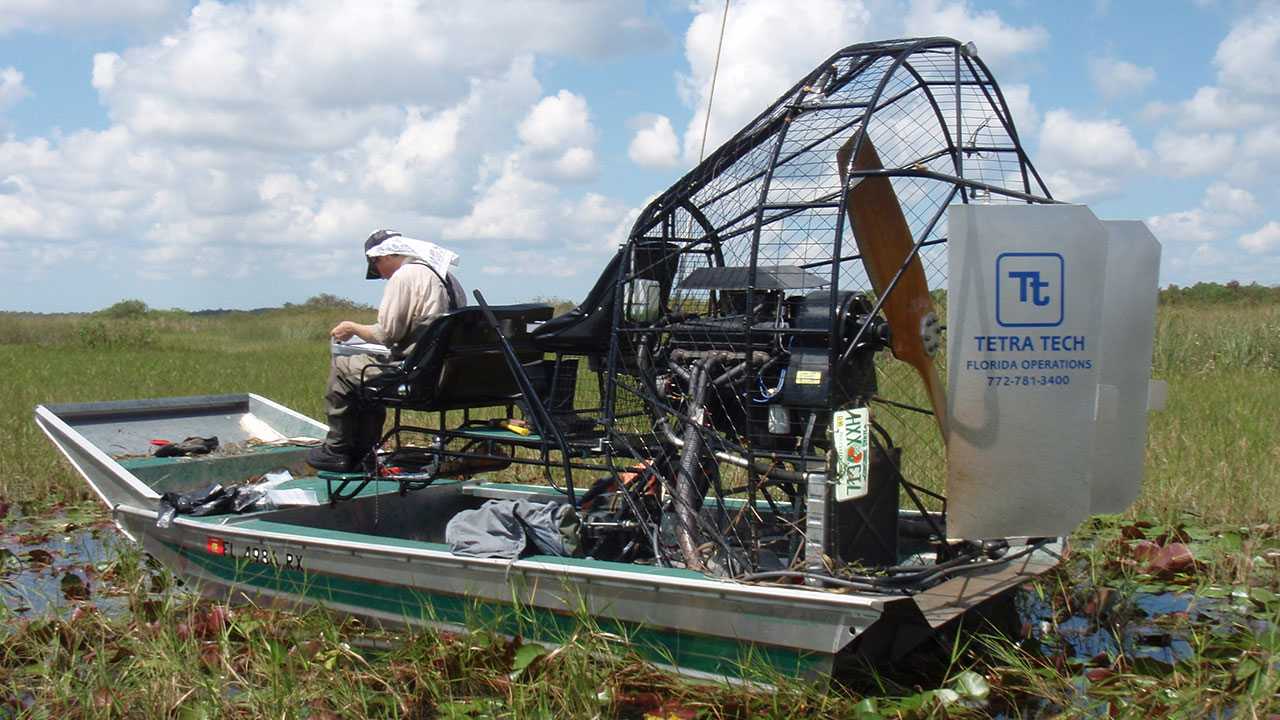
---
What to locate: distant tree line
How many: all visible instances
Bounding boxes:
[49,282,1280,320]
[1158,281,1279,305]
[283,293,376,312]
[95,299,150,319]
[76,294,377,318]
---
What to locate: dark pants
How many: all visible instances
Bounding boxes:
[323,353,388,457]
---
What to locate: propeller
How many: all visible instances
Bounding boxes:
[837,134,948,441]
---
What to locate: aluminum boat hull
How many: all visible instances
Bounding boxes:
[36,393,1059,683]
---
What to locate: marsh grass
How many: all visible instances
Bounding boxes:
[1139,302,1280,526]
[1,539,867,719]
[1141,370,1280,525]
[1153,302,1279,374]
[8,300,1277,521]
[4,297,1279,717]
[0,307,352,504]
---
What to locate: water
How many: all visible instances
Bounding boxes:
[1018,585,1197,666]
[0,509,136,617]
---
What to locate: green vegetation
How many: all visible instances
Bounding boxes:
[1143,301,1280,525]
[1159,279,1280,306]
[1,284,1278,717]
[0,298,370,504]
[3,520,765,719]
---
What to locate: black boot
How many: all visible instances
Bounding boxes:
[306,444,357,473]
[307,413,359,473]
[350,407,387,470]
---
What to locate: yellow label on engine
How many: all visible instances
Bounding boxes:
[795,370,823,385]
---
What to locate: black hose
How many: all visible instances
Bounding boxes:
[737,538,1053,592]
[674,355,718,571]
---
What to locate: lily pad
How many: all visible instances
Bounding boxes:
[952,670,990,699]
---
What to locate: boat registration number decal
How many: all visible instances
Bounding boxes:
[206,536,304,571]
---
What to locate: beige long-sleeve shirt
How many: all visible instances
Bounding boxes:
[369,260,462,349]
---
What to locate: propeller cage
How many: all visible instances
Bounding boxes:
[569,38,1055,577]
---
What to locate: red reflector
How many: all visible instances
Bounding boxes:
[206,536,225,555]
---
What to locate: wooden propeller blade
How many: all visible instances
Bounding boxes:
[838,135,948,440]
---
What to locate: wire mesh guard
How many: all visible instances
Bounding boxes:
[555,37,1057,588]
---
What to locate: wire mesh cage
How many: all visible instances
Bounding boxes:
[584,37,1054,581]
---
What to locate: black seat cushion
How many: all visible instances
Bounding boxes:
[360,303,553,411]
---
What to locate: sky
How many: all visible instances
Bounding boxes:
[1,0,1277,313]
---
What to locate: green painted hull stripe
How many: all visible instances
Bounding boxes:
[158,537,825,679]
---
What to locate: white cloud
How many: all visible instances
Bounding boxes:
[677,0,873,164]
[1036,109,1151,201]
[1144,4,1280,134]
[0,192,42,235]
[447,156,557,242]
[1035,170,1117,204]
[89,1,659,152]
[518,90,597,150]
[1040,110,1149,174]
[1153,130,1235,178]
[1090,56,1155,100]
[627,113,681,171]
[337,55,545,215]
[359,107,463,197]
[902,0,1049,75]
[1238,221,1280,255]
[446,148,626,254]
[1125,1,1280,280]
[998,84,1039,140]
[0,0,186,36]
[1186,241,1231,268]
[0,126,172,238]
[0,67,32,115]
[469,190,629,280]
[16,0,1274,309]
[478,249,584,278]
[663,0,1046,178]
[1212,2,1280,100]
[515,90,601,183]
[1157,86,1272,133]
[1147,182,1260,245]
[0,1,666,306]
[547,147,599,183]
[1228,122,1280,186]
[1149,209,1221,246]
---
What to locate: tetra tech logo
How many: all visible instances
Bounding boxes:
[995,252,1063,327]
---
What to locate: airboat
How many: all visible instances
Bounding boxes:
[37,37,1162,684]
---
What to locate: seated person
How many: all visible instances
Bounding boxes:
[306,230,466,473]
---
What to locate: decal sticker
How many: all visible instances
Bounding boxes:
[831,408,870,501]
[241,543,304,571]
[996,252,1063,327]
[206,536,229,556]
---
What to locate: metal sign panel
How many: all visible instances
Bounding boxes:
[1090,221,1161,514]
[946,204,1108,540]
